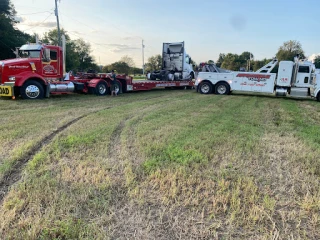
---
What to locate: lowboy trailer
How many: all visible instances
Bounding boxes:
[0,38,193,99]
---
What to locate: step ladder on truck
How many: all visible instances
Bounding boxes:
[195,56,320,102]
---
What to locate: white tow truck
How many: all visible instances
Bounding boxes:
[195,57,320,101]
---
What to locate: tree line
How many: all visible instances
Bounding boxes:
[1,0,319,75]
[215,40,320,71]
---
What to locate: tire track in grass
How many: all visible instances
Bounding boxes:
[106,98,212,239]
[0,113,91,203]
[107,119,129,177]
[0,94,170,204]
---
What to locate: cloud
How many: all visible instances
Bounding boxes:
[90,30,101,33]
[25,21,56,28]
[100,43,140,53]
[14,16,26,23]
[308,53,320,62]
[123,36,140,41]
[15,15,56,29]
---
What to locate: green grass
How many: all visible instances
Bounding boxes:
[0,91,320,239]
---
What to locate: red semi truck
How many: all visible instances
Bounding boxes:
[0,40,193,99]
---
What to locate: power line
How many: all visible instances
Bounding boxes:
[22,13,54,31]
[59,11,143,40]
[15,10,53,16]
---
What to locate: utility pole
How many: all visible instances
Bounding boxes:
[142,40,145,75]
[12,47,19,58]
[55,0,61,46]
[35,34,39,44]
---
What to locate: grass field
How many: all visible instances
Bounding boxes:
[0,90,320,239]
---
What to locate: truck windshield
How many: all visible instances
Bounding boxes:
[19,50,40,58]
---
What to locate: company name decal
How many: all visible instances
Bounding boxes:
[43,64,57,74]
[156,83,176,87]
[8,65,29,69]
[236,73,271,82]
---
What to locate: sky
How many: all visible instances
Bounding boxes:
[11,0,320,68]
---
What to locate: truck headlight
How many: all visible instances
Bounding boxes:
[8,76,16,81]
[196,78,202,84]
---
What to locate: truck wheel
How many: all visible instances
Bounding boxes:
[317,93,320,102]
[215,82,230,95]
[20,80,44,99]
[189,72,194,80]
[199,82,213,94]
[113,82,121,95]
[95,81,109,96]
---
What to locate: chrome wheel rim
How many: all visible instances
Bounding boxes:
[217,85,226,94]
[98,84,106,94]
[25,85,40,98]
[201,84,210,94]
[114,85,120,94]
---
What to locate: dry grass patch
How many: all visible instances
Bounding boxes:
[1,92,320,239]
[239,132,320,239]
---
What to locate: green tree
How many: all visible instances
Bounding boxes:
[74,39,94,71]
[216,53,225,67]
[106,61,130,74]
[0,0,30,59]
[251,58,273,71]
[221,53,247,71]
[42,28,97,72]
[102,64,111,73]
[120,55,135,74]
[120,55,135,68]
[276,40,305,61]
[132,67,143,75]
[189,58,197,70]
[314,56,320,69]
[42,28,79,71]
[145,54,162,72]
[240,51,253,61]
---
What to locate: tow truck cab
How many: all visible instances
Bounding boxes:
[0,43,63,98]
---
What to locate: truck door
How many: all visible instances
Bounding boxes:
[41,48,60,80]
[295,65,311,87]
[183,55,190,79]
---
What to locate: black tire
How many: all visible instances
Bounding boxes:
[20,80,44,99]
[317,93,320,102]
[95,81,109,96]
[199,82,213,94]
[215,82,230,95]
[189,72,194,80]
[150,74,156,80]
[111,82,121,95]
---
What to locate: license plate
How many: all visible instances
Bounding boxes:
[0,86,13,97]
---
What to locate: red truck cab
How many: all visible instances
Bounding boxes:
[0,43,63,99]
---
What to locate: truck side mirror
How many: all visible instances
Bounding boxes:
[43,49,50,62]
